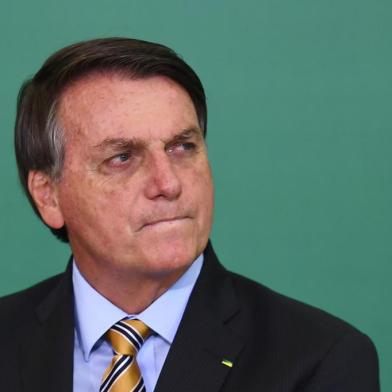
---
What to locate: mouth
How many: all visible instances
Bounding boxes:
[139,216,190,231]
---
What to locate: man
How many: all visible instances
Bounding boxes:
[1,38,379,391]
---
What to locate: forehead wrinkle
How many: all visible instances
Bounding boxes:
[57,75,202,154]
[57,78,124,137]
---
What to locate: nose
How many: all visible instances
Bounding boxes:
[143,152,182,201]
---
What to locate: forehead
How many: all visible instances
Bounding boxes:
[57,74,199,143]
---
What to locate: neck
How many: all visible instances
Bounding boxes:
[74,260,188,314]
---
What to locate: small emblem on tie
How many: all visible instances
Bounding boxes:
[100,319,151,392]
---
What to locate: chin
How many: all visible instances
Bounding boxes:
[139,235,202,276]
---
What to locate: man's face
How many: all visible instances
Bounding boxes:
[52,74,214,282]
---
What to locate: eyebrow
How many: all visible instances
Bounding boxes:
[170,127,202,142]
[93,127,202,151]
[93,137,142,152]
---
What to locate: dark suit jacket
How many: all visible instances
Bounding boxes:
[0,243,380,391]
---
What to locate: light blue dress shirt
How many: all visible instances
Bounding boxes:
[72,255,203,392]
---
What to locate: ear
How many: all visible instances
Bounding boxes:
[27,170,65,229]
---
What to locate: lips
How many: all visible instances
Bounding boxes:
[139,216,190,231]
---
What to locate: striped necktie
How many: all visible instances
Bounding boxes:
[100,319,151,392]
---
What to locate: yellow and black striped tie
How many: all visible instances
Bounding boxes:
[100,319,151,392]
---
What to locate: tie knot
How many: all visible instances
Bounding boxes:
[106,319,151,356]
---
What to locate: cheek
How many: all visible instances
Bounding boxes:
[196,161,214,200]
[57,178,124,230]
[186,164,214,221]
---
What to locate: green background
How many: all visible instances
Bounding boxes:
[0,0,390,389]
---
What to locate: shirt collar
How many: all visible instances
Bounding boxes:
[72,255,203,361]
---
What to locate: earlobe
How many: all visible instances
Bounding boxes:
[27,170,65,229]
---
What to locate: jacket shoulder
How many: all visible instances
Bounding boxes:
[222,270,379,390]
[228,270,371,349]
[0,274,65,328]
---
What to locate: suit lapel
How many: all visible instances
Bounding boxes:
[19,265,74,392]
[155,243,244,392]
[16,244,242,392]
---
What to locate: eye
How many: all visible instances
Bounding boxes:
[180,142,196,151]
[107,153,131,167]
[167,142,197,154]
